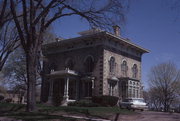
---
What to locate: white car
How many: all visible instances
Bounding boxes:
[119,98,148,111]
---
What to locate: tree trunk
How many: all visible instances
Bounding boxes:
[164,100,168,112]
[26,51,37,112]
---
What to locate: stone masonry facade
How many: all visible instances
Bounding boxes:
[41,28,149,105]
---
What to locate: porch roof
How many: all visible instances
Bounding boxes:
[108,76,119,81]
[47,69,79,79]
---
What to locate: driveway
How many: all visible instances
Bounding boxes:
[117,111,180,121]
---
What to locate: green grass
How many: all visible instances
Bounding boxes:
[3,112,76,121]
[0,102,25,112]
[0,103,135,121]
[37,104,135,119]
[39,105,134,114]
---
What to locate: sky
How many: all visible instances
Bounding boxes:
[52,0,180,90]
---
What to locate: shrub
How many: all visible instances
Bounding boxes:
[92,95,118,107]
[0,95,4,102]
[68,100,99,107]
[52,94,62,106]
[5,98,12,103]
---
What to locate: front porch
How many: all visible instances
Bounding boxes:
[47,68,95,106]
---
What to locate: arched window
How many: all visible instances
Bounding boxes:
[121,60,128,76]
[132,64,138,78]
[65,59,74,70]
[109,57,115,73]
[84,56,94,73]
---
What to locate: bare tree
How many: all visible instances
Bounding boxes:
[148,62,180,112]
[0,0,11,28]
[2,48,27,89]
[0,0,20,71]
[2,47,42,103]
[146,87,163,111]
[10,0,128,111]
[2,28,56,93]
[0,22,19,71]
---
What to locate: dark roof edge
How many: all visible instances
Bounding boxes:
[42,32,105,48]
[105,32,150,53]
[43,31,150,53]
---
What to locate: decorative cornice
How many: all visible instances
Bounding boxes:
[42,31,149,54]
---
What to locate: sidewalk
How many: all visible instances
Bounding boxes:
[0,115,110,121]
[0,117,22,121]
[62,115,111,121]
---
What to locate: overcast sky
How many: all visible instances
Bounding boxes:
[52,0,180,90]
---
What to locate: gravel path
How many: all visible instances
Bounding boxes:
[117,111,180,121]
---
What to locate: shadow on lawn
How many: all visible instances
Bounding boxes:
[0,104,76,121]
[0,103,134,121]
[0,103,25,114]
[2,112,76,121]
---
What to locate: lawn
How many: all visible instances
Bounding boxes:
[0,103,135,121]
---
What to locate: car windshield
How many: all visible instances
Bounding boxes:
[123,99,132,102]
[123,99,145,103]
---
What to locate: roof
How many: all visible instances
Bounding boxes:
[105,32,150,53]
[43,31,149,53]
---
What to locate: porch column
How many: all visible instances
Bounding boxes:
[92,79,94,88]
[48,79,53,103]
[110,85,113,96]
[63,77,69,101]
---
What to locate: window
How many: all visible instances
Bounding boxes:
[133,88,135,98]
[65,59,74,70]
[109,57,115,73]
[132,64,138,78]
[84,56,94,73]
[121,60,128,76]
[136,90,139,98]
[128,88,132,97]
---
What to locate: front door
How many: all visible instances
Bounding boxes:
[69,80,76,99]
[84,81,92,97]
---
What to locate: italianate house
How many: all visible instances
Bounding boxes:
[41,26,149,105]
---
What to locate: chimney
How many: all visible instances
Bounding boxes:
[112,25,120,36]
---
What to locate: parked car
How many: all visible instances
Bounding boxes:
[119,98,148,111]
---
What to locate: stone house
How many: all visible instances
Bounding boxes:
[41,26,149,105]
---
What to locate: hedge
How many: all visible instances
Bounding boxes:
[0,95,4,102]
[92,95,118,106]
[68,100,100,107]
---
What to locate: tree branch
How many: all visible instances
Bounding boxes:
[10,0,26,50]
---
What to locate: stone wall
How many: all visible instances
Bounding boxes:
[103,48,142,97]
[44,44,104,97]
[41,34,146,102]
